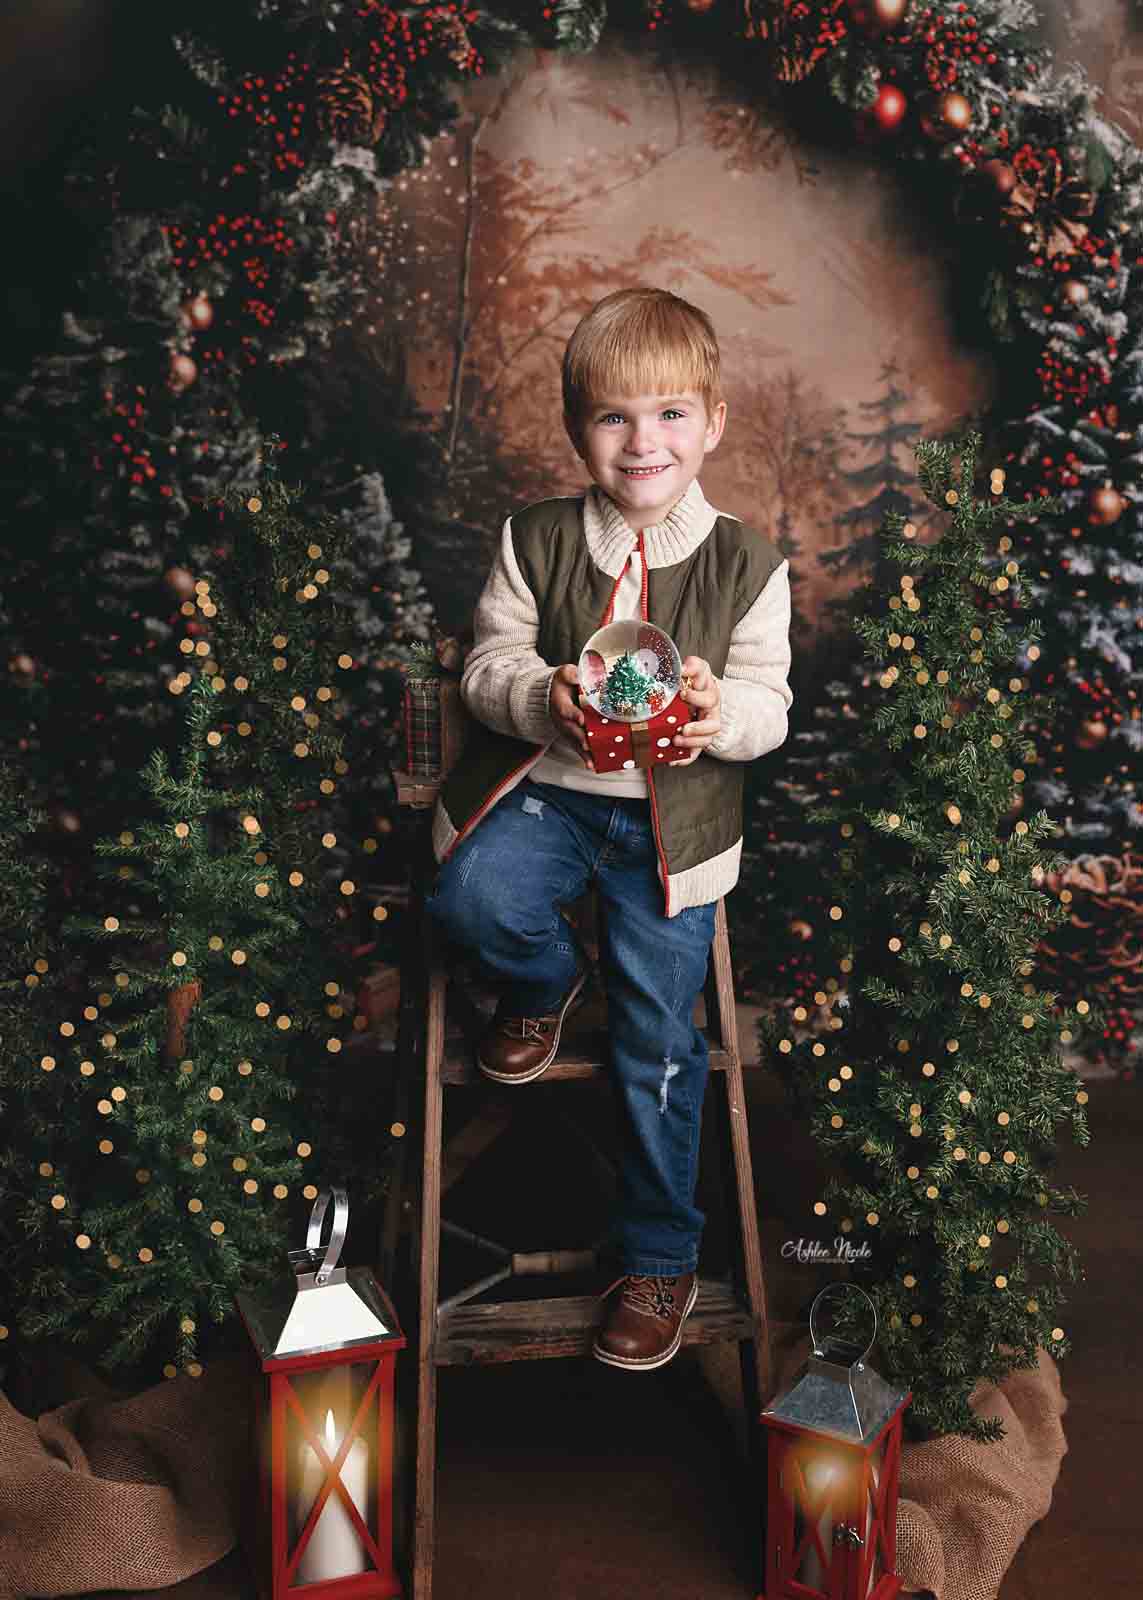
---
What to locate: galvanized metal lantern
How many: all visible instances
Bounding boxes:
[236,1188,407,1599]
[758,1284,911,1600]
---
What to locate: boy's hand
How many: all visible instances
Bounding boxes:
[670,656,721,765]
[549,663,595,769]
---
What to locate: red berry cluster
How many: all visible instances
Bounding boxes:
[164,214,296,274]
[771,0,849,61]
[1035,348,1083,405]
[1035,451,1084,491]
[163,216,297,352]
[357,0,482,79]
[896,4,998,88]
[91,390,168,502]
[1075,674,1119,720]
[217,54,312,175]
[243,297,276,330]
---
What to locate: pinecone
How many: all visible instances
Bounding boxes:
[428,11,474,70]
[316,67,385,144]
[742,0,837,81]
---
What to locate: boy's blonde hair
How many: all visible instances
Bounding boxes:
[562,287,723,445]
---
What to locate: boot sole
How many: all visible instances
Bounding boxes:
[476,968,589,1085]
[591,1276,700,1371]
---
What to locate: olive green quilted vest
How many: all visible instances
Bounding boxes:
[436,494,783,916]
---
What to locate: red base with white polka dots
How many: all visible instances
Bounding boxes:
[582,698,699,771]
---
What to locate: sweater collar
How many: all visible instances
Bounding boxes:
[582,476,719,575]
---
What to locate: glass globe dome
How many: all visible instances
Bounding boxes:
[577,620,683,724]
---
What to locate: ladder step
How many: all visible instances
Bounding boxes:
[441,1033,731,1086]
[435,1276,754,1365]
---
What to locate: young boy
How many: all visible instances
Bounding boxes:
[424,286,792,1371]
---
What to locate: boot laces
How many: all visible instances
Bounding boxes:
[619,1274,679,1320]
[497,1014,552,1042]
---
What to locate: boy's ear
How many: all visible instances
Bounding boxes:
[705,400,728,450]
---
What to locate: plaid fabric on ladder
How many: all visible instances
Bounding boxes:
[403,677,442,778]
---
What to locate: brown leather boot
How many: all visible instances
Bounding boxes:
[592,1271,699,1371]
[475,967,589,1084]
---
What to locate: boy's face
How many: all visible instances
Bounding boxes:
[565,389,727,531]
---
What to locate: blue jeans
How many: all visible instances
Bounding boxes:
[424,777,718,1276]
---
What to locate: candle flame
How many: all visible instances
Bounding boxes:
[324,1408,337,1449]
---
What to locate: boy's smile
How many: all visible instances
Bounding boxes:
[568,389,727,532]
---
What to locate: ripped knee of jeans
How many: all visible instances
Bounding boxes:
[522,795,545,817]
[658,1055,681,1116]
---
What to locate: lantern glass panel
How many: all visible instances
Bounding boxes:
[786,1441,846,1594]
[285,1362,381,1586]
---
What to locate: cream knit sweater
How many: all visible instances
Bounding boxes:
[460,476,793,797]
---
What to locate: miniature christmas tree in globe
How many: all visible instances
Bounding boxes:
[602,652,658,718]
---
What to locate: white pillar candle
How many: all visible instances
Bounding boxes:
[798,1449,881,1594]
[799,1455,839,1592]
[296,1408,370,1582]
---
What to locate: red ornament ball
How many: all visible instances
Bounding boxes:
[168,353,198,393]
[871,84,908,132]
[979,158,1018,199]
[1087,484,1125,525]
[847,0,909,30]
[164,565,196,600]
[1075,718,1109,750]
[920,91,972,141]
[182,294,214,332]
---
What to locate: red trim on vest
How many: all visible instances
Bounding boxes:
[635,529,672,917]
[600,563,626,626]
[441,748,546,861]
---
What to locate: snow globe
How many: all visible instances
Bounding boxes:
[575,620,694,771]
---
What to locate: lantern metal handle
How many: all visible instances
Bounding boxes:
[809,1282,878,1369]
[292,1186,348,1286]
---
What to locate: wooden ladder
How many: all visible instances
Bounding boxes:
[384,769,774,1600]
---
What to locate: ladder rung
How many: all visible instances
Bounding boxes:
[441,1034,732,1086]
[435,1276,755,1366]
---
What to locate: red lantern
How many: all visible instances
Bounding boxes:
[758,1285,911,1600]
[237,1189,406,1598]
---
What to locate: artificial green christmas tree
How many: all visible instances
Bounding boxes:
[733,374,945,1014]
[6,445,409,1376]
[760,429,1104,1442]
[9,676,359,1375]
[176,437,395,960]
[0,760,64,1344]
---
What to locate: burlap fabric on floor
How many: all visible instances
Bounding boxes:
[0,1335,1066,1600]
[0,1354,252,1600]
[698,1327,1069,1600]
